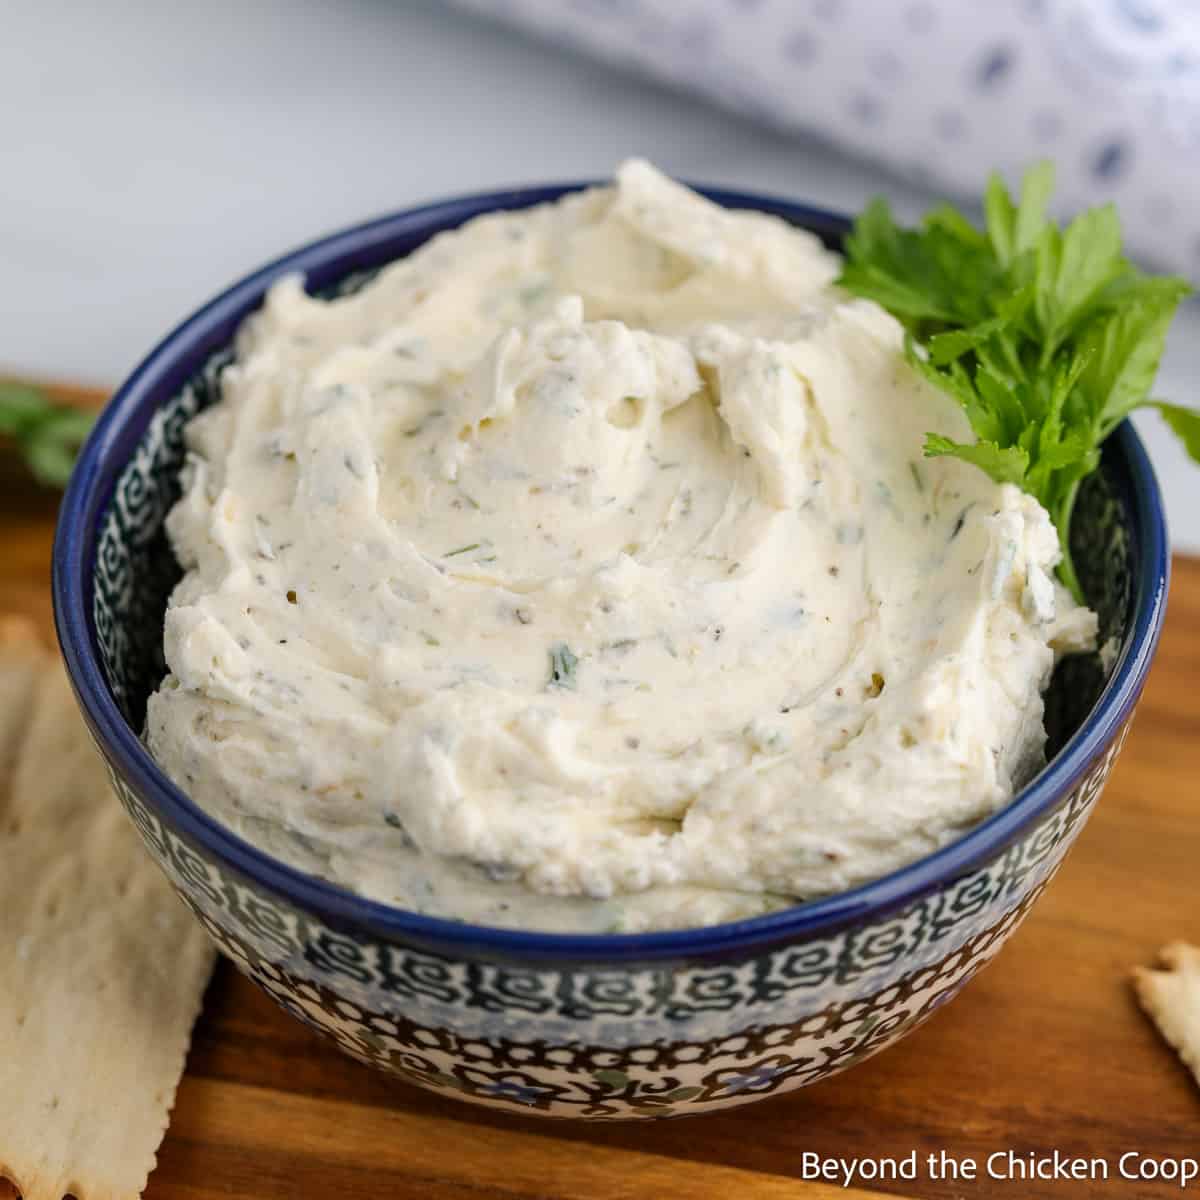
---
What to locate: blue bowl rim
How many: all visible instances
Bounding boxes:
[53,180,1170,962]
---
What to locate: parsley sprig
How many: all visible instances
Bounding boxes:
[837,162,1197,603]
[0,381,95,488]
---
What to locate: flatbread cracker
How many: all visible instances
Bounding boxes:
[0,620,46,810]
[1133,942,1200,1092]
[0,631,216,1200]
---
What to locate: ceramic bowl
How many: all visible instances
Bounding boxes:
[52,184,1169,1119]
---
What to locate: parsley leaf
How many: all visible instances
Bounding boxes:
[0,381,95,488]
[924,433,1029,487]
[838,163,1195,603]
[1154,402,1200,460]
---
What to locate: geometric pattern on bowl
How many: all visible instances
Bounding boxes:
[93,722,1128,1117]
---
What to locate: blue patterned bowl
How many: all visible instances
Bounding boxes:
[52,184,1169,1119]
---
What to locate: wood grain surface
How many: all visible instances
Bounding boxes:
[2,385,1197,1200]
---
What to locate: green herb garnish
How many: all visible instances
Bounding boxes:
[547,642,579,690]
[837,162,1198,602]
[0,381,95,488]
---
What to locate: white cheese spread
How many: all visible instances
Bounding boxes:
[146,161,1097,932]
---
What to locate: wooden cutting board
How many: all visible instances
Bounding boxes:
[3,385,1197,1200]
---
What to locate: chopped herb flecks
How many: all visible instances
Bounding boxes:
[402,409,444,438]
[547,643,579,690]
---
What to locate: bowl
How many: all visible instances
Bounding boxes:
[52,183,1169,1120]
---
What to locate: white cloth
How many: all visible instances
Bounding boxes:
[454,0,1200,278]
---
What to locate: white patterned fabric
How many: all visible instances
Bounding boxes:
[451,0,1200,278]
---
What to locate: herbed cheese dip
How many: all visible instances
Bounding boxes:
[147,161,1097,933]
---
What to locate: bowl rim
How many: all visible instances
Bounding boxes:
[53,180,1170,961]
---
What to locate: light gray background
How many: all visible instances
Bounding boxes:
[3,0,1196,546]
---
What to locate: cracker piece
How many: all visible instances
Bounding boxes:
[0,619,48,803]
[0,645,216,1200]
[1133,942,1200,1091]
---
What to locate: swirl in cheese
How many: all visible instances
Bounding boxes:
[147,162,1096,931]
